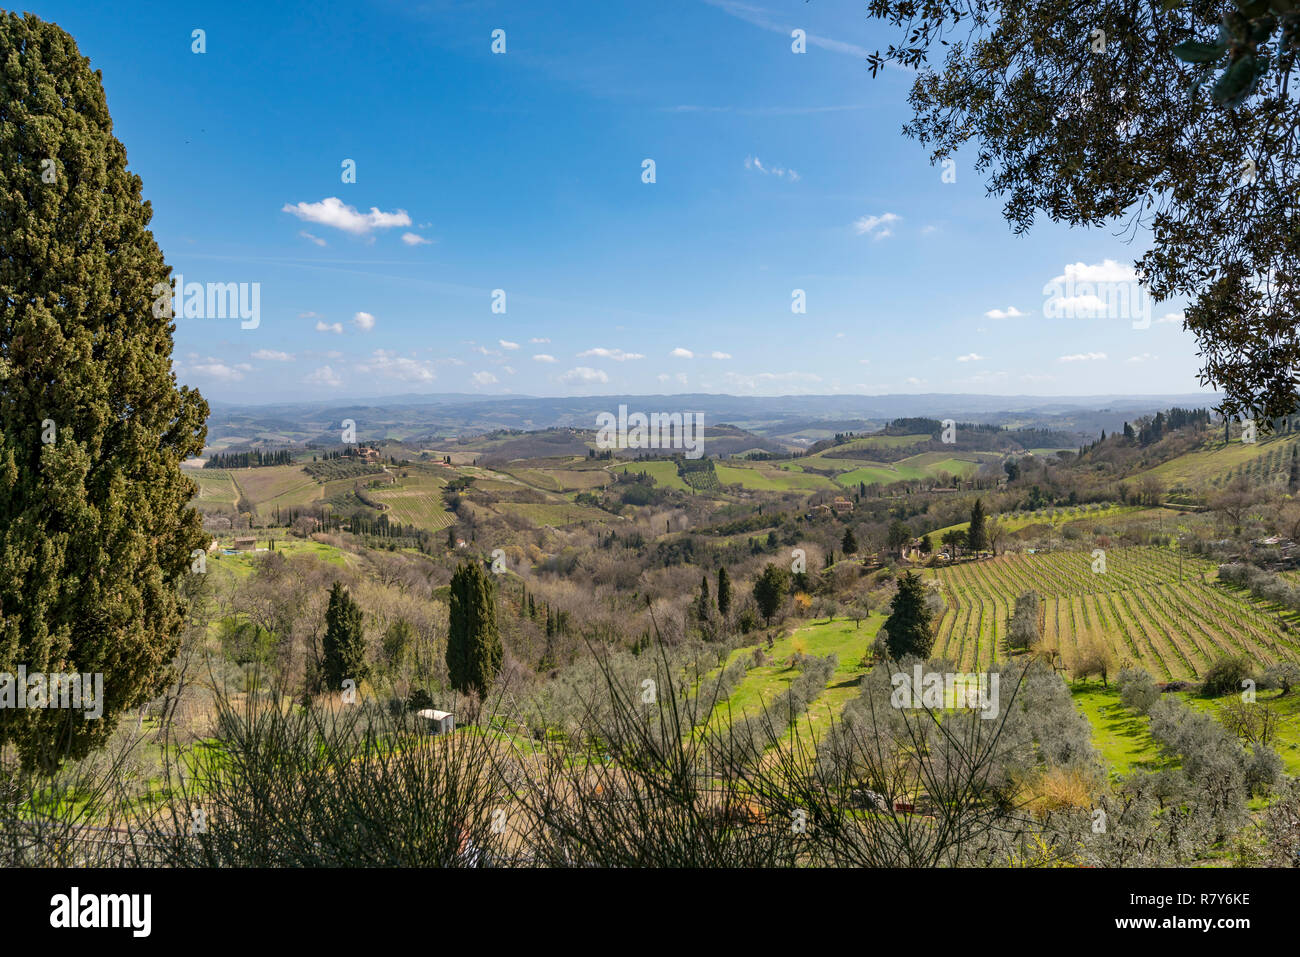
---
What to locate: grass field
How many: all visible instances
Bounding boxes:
[613,461,689,490]
[925,503,1146,541]
[494,502,614,526]
[188,469,240,508]
[1136,433,1300,488]
[923,547,1300,678]
[509,467,611,492]
[714,462,839,492]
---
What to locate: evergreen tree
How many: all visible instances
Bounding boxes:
[447,561,502,697]
[322,582,368,689]
[841,526,858,555]
[881,572,935,660]
[967,498,988,553]
[0,15,209,769]
[695,574,711,622]
[919,534,932,555]
[752,563,789,626]
[717,565,732,618]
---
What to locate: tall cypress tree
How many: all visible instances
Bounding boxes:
[322,582,368,690]
[0,14,208,769]
[967,498,988,553]
[447,561,502,697]
[695,574,710,622]
[716,565,732,618]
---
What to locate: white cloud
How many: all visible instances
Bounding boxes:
[472,371,498,386]
[499,339,520,350]
[1058,352,1108,363]
[984,307,1025,319]
[298,231,327,247]
[853,212,901,239]
[560,366,609,385]
[1155,312,1184,325]
[190,360,249,381]
[401,232,432,245]
[532,354,557,363]
[1126,353,1158,363]
[306,365,343,388]
[671,347,694,359]
[251,349,294,362]
[315,321,344,335]
[353,311,376,331]
[710,351,732,359]
[355,350,438,383]
[530,337,550,344]
[578,347,645,361]
[956,353,984,362]
[281,197,411,236]
[744,155,800,180]
[1044,260,1145,318]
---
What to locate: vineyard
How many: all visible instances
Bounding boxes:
[927,547,1300,679]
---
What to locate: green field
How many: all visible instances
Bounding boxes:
[495,502,614,526]
[188,469,240,508]
[369,476,455,531]
[1136,433,1300,489]
[924,547,1300,678]
[613,460,689,490]
[714,462,838,492]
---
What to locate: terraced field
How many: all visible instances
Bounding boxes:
[924,547,1300,678]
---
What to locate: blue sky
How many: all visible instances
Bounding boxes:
[37,0,1209,402]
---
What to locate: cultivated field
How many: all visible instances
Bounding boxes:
[925,547,1300,678]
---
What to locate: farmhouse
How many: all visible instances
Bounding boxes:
[831,497,854,514]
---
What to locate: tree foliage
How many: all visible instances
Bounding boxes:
[322,582,368,691]
[447,561,502,697]
[881,571,935,659]
[865,0,1300,421]
[0,13,209,769]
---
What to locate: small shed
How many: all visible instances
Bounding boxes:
[232,536,256,551]
[416,708,455,735]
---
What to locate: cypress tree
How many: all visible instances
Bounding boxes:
[882,572,935,660]
[968,498,988,553]
[322,582,368,690]
[695,574,710,622]
[716,565,732,617]
[446,561,502,697]
[0,14,208,769]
